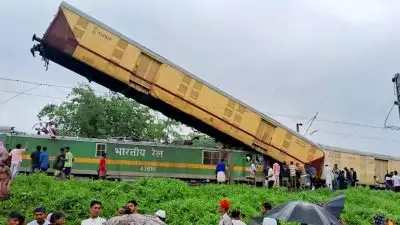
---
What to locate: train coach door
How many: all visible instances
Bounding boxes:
[374,159,388,181]
[227,152,234,184]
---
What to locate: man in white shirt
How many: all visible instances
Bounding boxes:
[392,171,400,192]
[250,162,256,177]
[9,144,28,179]
[27,207,50,225]
[81,200,106,225]
[260,202,278,225]
[267,165,275,189]
[231,209,246,225]
[325,164,333,191]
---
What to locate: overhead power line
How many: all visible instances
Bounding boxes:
[0,84,42,105]
[0,89,64,100]
[0,77,107,94]
[0,76,398,132]
[0,77,72,89]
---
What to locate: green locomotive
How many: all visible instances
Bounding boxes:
[0,133,265,183]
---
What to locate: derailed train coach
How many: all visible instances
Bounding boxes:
[30,1,326,178]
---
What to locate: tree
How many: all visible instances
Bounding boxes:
[37,84,181,142]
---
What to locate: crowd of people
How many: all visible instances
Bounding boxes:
[5,200,167,225]
[372,171,400,192]
[215,158,363,191]
[5,198,279,225]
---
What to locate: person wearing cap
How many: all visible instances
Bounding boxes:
[27,207,50,225]
[81,200,106,225]
[155,210,166,222]
[218,198,233,225]
[7,211,25,225]
[231,209,246,225]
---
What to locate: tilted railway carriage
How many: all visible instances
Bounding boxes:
[30,1,325,176]
[0,133,266,183]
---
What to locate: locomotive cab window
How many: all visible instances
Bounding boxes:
[203,150,221,165]
[96,143,107,157]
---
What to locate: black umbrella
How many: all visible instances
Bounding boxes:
[264,201,340,225]
[325,195,345,219]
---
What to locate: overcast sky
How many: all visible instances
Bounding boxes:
[1,0,400,156]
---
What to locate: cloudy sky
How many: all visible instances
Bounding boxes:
[1,0,400,156]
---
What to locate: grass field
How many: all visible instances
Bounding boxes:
[0,174,398,225]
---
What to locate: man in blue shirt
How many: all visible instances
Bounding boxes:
[39,147,50,173]
[216,159,226,184]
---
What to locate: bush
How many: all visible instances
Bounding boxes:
[0,174,398,225]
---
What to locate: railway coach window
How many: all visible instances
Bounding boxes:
[203,150,221,165]
[96,143,107,157]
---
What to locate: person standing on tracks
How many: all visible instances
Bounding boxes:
[333,164,340,189]
[63,147,74,179]
[9,144,28,179]
[30,145,42,173]
[288,162,296,189]
[325,164,333,191]
[98,153,107,180]
[272,162,280,187]
[344,167,352,187]
[280,162,289,188]
[39,147,50,173]
[216,158,227,184]
[350,168,358,187]
[266,163,275,189]
[249,160,256,186]
[391,171,400,192]
[53,148,66,179]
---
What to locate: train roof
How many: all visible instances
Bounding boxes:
[320,144,400,161]
[1,133,252,153]
[59,1,321,149]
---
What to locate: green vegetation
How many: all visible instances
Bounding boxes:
[37,84,218,146]
[37,84,182,142]
[0,174,398,225]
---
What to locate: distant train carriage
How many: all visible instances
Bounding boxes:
[321,145,400,185]
[1,133,266,183]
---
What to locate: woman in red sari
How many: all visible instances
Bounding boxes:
[98,152,107,180]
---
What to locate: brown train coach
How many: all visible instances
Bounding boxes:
[30,2,325,175]
[321,144,400,185]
